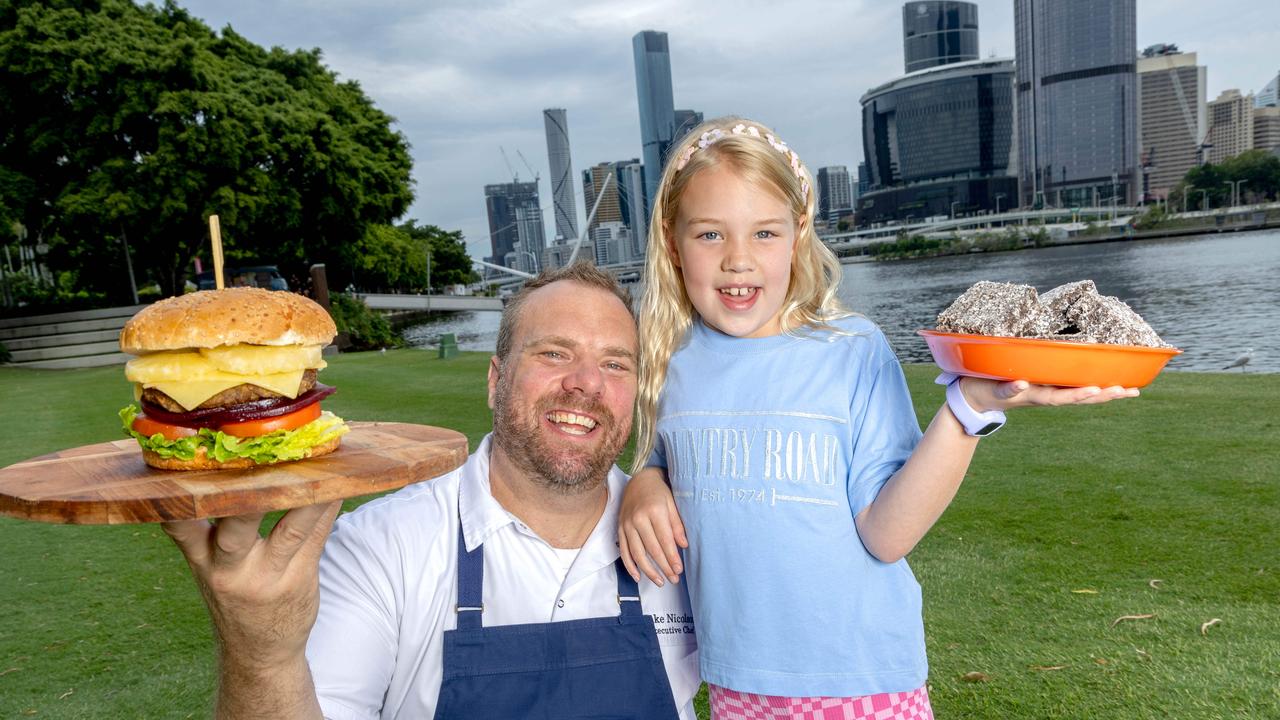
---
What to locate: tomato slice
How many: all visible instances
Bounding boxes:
[132,413,200,441]
[218,401,322,438]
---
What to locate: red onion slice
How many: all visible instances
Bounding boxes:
[141,384,337,428]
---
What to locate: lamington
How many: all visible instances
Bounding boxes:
[935,281,1060,337]
[935,280,1169,348]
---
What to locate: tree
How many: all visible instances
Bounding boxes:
[399,221,477,290]
[0,0,413,300]
[1172,150,1280,210]
[1218,150,1280,202]
[347,224,424,291]
[346,221,477,292]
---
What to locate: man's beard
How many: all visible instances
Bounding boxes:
[492,376,629,495]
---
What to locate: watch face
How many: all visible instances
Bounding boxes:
[975,421,1004,436]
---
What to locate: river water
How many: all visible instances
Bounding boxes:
[404,229,1280,373]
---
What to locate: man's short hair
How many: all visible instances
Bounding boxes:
[494,262,633,360]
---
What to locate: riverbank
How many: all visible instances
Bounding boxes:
[842,205,1280,262]
[1,353,1276,719]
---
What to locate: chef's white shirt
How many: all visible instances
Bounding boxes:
[307,434,700,720]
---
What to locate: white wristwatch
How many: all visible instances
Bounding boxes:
[935,373,1006,437]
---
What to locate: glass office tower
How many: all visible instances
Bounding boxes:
[1015,0,1139,208]
[633,31,676,213]
[858,58,1018,226]
[543,108,578,242]
[484,181,542,268]
[903,2,979,73]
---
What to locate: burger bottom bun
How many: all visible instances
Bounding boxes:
[141,435,342,471]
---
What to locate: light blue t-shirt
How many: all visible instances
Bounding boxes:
[648,315,926,697]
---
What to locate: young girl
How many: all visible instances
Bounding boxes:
[619,117,1137,719]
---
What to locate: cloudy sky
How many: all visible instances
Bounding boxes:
[172,0,1280,261]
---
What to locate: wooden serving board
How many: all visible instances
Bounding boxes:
[0,422,468,525]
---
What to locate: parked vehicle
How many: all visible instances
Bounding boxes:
[195,265,289,291]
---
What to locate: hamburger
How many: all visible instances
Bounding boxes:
[118,287,350,470]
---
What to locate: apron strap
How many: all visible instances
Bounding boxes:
[614,559,642,617]
[455,524,485,630]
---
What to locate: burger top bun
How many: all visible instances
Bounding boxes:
[120,287,337,354]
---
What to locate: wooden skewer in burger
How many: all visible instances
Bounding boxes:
[117,216,348,470]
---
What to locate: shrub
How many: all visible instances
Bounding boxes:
[329,293,400,351]
[0,270,107,315]
[0,342,9,363]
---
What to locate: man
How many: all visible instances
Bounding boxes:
[164,263,699,719]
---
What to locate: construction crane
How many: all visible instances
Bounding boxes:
[515,149,541,185]
[499,146,519,182]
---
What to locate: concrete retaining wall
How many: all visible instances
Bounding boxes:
[0,305,143,369]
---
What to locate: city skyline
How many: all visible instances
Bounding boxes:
[162,0,1280,261]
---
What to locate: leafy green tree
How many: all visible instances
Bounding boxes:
[345,221,476,292]
[399,220,477,290]
[1219,150,1280,202]
[1171,150,1280,210]
[347,224,424,291]
[0,0,413,300]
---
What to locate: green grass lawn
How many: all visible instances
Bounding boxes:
[1,351,1277,719]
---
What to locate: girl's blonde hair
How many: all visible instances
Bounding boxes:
[632,116,850,473]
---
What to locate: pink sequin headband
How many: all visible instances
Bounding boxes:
[673,123,810,201]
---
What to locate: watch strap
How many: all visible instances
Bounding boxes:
[936,373,1006,437]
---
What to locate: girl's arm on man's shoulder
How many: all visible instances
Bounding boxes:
[619,466,688,587]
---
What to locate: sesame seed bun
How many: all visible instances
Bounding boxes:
[119,287,337,354]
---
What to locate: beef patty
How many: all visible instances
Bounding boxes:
[142,369,318,412]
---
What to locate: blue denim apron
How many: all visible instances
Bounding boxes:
[432,525,681,720]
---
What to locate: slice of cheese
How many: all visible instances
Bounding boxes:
[126,345,324,411]
[147,371,306,412]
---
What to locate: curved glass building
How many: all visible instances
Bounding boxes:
[543,108,578,242]
[903,2,979,74]
[857,58,1018,226]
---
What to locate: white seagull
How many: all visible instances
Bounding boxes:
[1223,348,1254,371]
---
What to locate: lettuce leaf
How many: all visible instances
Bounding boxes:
[119,404,350,465]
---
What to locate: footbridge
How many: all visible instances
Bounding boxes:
[358,294,504,312]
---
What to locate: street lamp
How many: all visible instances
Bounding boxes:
[995,193,1006,215]
[1198,189,1210,212]
[950,201,961,220]
[1225,179,1247,208]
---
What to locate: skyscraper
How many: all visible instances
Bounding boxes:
[543,108,578,242]
[633,30,676,212]
[582,163,622,237]
[859,57,1017,225]
[1206,89,1256,163]
[674,109,704,142]
[903,2,979,74]
[857,3,1016,226]
[1255,72,1279,108]
[615,161,648,253]
[590,222,634,266]
[582,159,647,251]
[484,181,543,269]
[816,167,854,222]
[1254,107,1280,155]
[1015,0,1139,208]
[1137,48,1206,200]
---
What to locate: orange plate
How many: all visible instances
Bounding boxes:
[917,330,1182,388]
